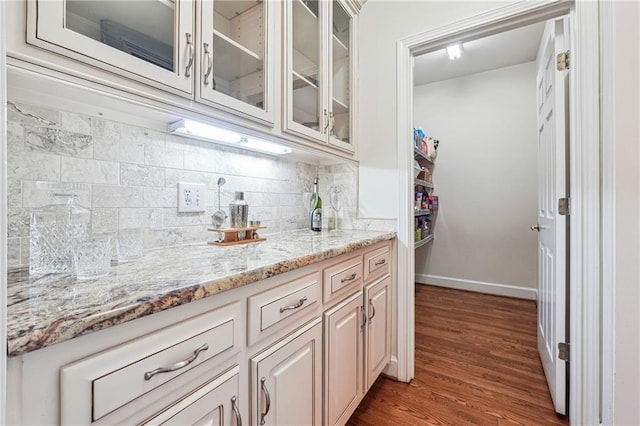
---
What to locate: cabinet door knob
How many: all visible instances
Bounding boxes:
[143,343,208,380]
[185,33,194,78]
[260,377,271,425]
[231,395,242,426]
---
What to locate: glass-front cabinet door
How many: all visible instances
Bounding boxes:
[284,0,355,154]
[198,0,274,125]
[285,0,326,142]
[30,0,195,96]
[328,1,353,152]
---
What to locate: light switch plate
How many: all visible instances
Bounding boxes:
[178,182,206,213]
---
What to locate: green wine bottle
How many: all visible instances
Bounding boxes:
[311,178,322,231]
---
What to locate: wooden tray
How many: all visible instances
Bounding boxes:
[208,226,266,246]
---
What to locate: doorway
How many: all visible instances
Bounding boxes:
[394,2,602,424]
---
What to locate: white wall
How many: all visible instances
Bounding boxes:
[357,0,511,219]
[413,62,538,291]
[611,1,640,424]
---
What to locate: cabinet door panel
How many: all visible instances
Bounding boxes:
[324,291,364,426]
[251,318,322,426]
[198,0,274,124]
[31,0,194,95]
[365,276,391,390]
[328,1,353,151]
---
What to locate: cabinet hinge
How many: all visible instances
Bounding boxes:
[557,51,570,71]
[558,342,570,361]
[558,197,570,216]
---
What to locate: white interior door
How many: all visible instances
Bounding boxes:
[535,18,569,415]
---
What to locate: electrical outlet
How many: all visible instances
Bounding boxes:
[178,182,206,213]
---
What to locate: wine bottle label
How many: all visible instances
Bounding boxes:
[312,208,322,228]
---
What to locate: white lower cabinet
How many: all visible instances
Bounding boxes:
[142,365,242,426]
[324,291,364,426]
[250,318,323,426]
[365,275,392,391]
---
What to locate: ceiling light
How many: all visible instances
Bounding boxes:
[446,43,463,60]
[168,119,292,155]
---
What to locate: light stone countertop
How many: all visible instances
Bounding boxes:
[7,229,396,357]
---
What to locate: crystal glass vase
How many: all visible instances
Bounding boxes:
[29,184,91,275]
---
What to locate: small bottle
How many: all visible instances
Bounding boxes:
[310,178,322,232]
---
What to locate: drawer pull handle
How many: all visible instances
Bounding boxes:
[375,259,386,266]
[280,296,308,313]
[185,33,194,78]
[341,272,357,283]
[369,299,376,321]
[232,395,242,426]
[143,343,208,380]
[260,377,271,425]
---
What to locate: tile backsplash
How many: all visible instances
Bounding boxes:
[6,101,397,270]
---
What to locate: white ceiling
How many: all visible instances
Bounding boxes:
[413,21,546,87]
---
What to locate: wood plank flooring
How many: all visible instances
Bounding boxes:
[347,284,568,426]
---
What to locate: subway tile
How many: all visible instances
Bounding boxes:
[92,185,143,208]
[122,125,166,148]
[147,208,164,229]
[163,209,207,227]
[8,151,60,181]
[143,187,164,208]
[20,237,30,266]
[7,179,22,208]
[120,164,165,187]
[7,121,24,153]
[25,127,93,158]
[92,208,118,233]
[7,238,21,268]
[93,136,145,165]
[61,157,119,184]
[92,118,122,139]
[144,228,183,249]
[8,208,29,238]
[182,226,212,244]
[22,180,92,209]
[145,145,184,169]
[60,111,92,135]
[7,101,59,127]
[165,169,217,189]
[118,208,146,228]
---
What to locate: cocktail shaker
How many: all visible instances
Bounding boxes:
[230,192,248,239]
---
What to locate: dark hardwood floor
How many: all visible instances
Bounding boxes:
[347,284,568,426]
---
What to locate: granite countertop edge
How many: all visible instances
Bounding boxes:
[7,230,396,357]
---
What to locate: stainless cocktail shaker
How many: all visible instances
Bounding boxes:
[230,192,248,239]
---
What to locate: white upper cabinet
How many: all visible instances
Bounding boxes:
[29,0,196,96]
[197,0,275,124]
[284,0,356,153]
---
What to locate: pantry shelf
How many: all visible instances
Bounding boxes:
[415,234,434,248]
[414,178,433,189]
[414,147,434,165]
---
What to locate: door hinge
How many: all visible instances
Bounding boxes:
[558,342,570,361]
[558,197,570,216]
[557,51,570,71]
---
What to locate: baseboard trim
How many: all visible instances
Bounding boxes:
[415,274,537,301]
[382,355,399,381]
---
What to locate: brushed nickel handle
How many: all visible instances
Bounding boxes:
[280,296,308,313]
[185,33,194,77]
[231,395,242,426]
[329,111,335,135]
[369,299,376,321]
[341,272,357,283]
[143,343,208,380]
[374,259,386,266]
[360,305,367,332]
[260,377,271,425]
[203,42,212,85]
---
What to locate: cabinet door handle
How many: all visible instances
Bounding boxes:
[360,305,367,332]
[260,377,271,425]
[329,111,335,135]
[185,33,194,77]
[203,42,213,85]
[231,395,242,426]
[280,296,308,313]
[374,259,386,266]
[143,343,208,380]
[323,109,330,133]
[341,272,357,283]
[369,299,376,321]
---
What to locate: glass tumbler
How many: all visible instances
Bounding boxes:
[74,234,113,280]
[116,228,144,262]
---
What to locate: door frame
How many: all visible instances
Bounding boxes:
[395,1,602,423]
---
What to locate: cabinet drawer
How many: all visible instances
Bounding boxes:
[363,244,391,282]
[248,271,321,346]
[61,302,242,424]
[323,255,363,304]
